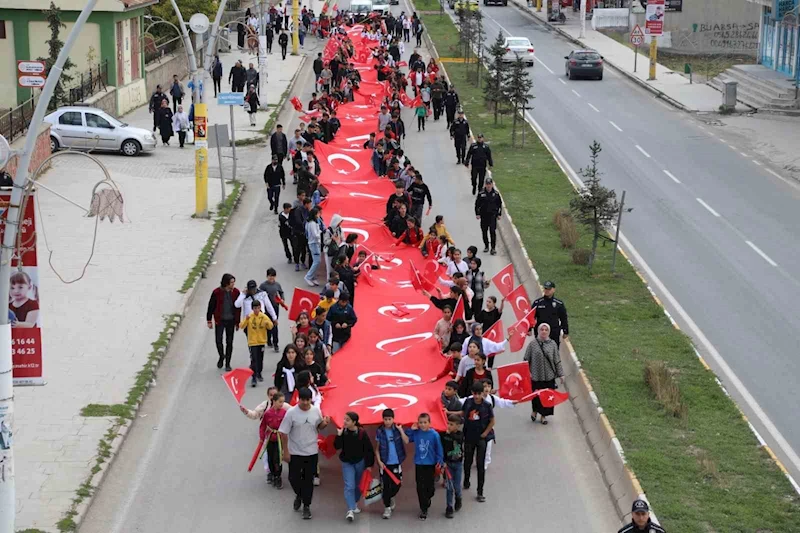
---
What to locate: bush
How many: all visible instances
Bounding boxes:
[558,215,579,249]
[552,208,570,229]
[571,248,591,265]
[644,360,688,421]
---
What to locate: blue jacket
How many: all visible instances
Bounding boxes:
[326,303,357,343]
[405,428,443,465]
[376,426,407,465]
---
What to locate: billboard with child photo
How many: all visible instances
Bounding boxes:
[0,192,44,385]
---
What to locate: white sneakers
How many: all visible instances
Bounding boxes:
[353,507,362,514]
[346,510,355,522]
[382,507,392,519]
[313,476,320,486]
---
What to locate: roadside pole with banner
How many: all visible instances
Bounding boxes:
[194,103,209,215]
[644,0,664,80]
[630,24,644,73]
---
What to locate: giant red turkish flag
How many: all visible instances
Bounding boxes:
[507,284,532,320]
[496,362,533,403]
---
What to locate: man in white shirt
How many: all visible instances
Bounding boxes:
[279,388,330,519]
[235,280,277,323]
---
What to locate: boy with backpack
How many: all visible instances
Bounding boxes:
[374,408,410,519]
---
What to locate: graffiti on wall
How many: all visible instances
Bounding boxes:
[683,21,760,52]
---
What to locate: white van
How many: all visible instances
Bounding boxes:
[350,0,374,19]
[372,0,390,15]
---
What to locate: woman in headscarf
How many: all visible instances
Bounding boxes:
[523,323,564,425]
[156,99,173,146]
[237,20,246,50]
[460,322,507,359]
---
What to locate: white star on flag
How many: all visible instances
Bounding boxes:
[337,169,350,175]
[547,394,554,402]
[367,403,390,413]
[354,117,365,123]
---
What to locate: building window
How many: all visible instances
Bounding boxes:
[0,21,7,39]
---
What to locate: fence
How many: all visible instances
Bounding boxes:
[66,60,109,106]
[145,34,184,65]
[0,93,39,144]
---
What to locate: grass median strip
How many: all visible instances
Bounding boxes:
[420,11,800,532]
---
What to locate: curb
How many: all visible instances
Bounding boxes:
[508,1,692,113]
[415,5,652,523]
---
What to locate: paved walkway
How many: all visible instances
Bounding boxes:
[510,0,749,113]
[13,44,305,532]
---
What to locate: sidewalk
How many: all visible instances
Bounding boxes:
[510,0,749,113]
[12,46,306,531]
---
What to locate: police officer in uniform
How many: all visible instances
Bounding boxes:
[465,133,494,195]
[618,499,666,533]
[449,110,470,165]
[531,281,569,347]
[474,177,502,255]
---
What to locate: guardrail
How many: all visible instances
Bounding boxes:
[0,93,39,144]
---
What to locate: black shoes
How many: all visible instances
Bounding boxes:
[274,476,283,489]
[490,249,497,255]
[418,511,428,520]
[302,506,312,519]
[463,479,471,489]
[483,246,490,253]
[257,375,264,382]
[251,377,257,387]
[216,356,224,369]
[225,365,232,372]
[477,493,486,502]
[294,496,302,511]
[455,497,463,511]
[445,506,454,518]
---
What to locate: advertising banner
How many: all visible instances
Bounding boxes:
[0,192,44,385]
[645,0,665,36]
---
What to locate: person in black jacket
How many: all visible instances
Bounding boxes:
[265,25,274,53]
[212,55,223,96]
[619,499,666,533]
[333,411,375,521]
[228,60,246,92]
[279,202,294,263]
[327,294,357,353]
[264,155,286,214]
[443,87,460,128]
[290,198,312,270]
[465,134,494,195]
[313,53,324,81]
[449,111,470,164]
[270,124,289,161]
[149,85,168,132]
[530,280,569,347]
[407,173,432,223]
[474,177,502,255]
[278,30,289,60]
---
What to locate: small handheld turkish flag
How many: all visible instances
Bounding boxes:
[483,319,505,357]
[537,389,569,408]
[291,96,303,111]
[222,368,254,405]
[390,302,410,317]
[397,61,408,67]
[508,308,536,352]
[451,295,465,324]
[491,263,514,299]
[288,287,321,321]
[422,259,440,279]
[495,361,533,402]
[507,284,532,321]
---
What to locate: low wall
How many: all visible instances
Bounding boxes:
[5,122,52,178]
[117,78,148,116]
[85,87,118,116]
[145,53,189,100]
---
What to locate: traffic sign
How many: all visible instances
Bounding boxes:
[17,60,46,88]
[217,92,244,106]
[630,24,645,47]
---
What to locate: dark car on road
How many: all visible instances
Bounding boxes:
[484,0,508,6]
[565,49,604,80]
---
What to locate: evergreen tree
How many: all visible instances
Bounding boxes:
[569,141,620,273]
[456,8,472,69]
[483,31,507,125]
[504,56,533,148]
[38,1,76,110]
[149,0,219,40]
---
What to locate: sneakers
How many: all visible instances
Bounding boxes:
[446,506,454,518]
[382,507,392,519]
[302,506,312,519]
[267,473,274,484]
[287,258,293,264]
[353,507,361,514]
[483,246,490,253]
[293,495,302,511]
[418,511,428,520]
[274,344,280,353]
[390,498,396,510]
[257,375,264,382]
[477,493,486,502]
[313,475,320,486]
[455,496,463,511]
[463,479,471,490]
[346,510,355,522]
[216,356,224,369]
[251,377,257,387]
[490,249,497,256]
[295,264,300,271]
[274,476,283,489]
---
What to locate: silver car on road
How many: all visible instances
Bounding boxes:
[45,106,157,156]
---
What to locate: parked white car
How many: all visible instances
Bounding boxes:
[45,106,157,156]
[503,37,535,67]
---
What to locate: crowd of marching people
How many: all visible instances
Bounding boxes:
[204,8,663,533]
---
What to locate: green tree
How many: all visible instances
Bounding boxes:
[148,0,219,40]
[456,7,472,67]
[469,11,485,87]
[38,1,76,110]
[484,31,507,125]
[569,141,620,272]
[504,56,533,148]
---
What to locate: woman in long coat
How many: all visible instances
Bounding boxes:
[523,322,564,424]
[156,99,174,146]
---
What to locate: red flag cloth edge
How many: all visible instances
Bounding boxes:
[222,368,254,404]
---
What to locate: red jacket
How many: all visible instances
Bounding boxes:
[206,287,242,324]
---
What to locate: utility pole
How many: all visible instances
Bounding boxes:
[579,0,587,38]
[0,1,101,531]
[648,36,658,80]
[292,0,300,55]
[611,190,626,273]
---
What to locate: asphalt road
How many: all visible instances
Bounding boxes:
[463,4,800,480]
[78,22,620,533]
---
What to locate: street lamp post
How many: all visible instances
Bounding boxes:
[0,1,101,530]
